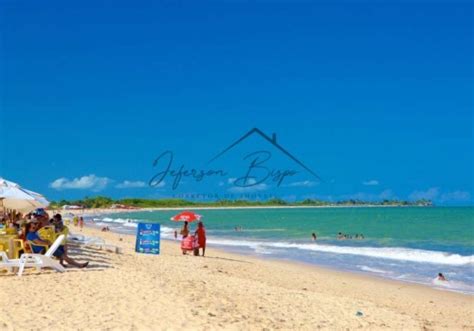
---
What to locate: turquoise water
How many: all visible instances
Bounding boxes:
[92,207,474,294]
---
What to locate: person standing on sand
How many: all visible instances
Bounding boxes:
[180,221,189,238]
[53,214,70,253]
[194,221,206,257]
[179,221,191,255]
[79,217,84,231]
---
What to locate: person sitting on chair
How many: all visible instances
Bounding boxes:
[26,220,88,268]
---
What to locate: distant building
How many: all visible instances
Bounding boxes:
[62,205,83,210]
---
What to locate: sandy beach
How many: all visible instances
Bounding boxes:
[0,224,472,331]
[3,0,472,329]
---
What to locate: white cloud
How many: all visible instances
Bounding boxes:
[154,181,166,188]
[50,174,111,192]
[440,191,471,203]
[115,180,148,189]
[409,187,471,203]
[228,183,268,193]
[408,187,440,201]
[286,180,317,187]
[341,189,396,201]
[363,180,379,186]
[227,178,268,193]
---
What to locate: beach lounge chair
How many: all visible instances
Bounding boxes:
[68,233,122,253]
[0,251,40,274]
[11,235,66,276]
[0,237,64,276]
[68,233,104,245]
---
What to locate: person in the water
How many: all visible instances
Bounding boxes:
[437,273,447,281]
[311,233,317,241]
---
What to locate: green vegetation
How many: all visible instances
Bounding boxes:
[49,196,433,209]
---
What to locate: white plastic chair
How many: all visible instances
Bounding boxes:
[68,234,121,253]
[0,251,41,273]
[68,235,105,246]
[16,235,66,276]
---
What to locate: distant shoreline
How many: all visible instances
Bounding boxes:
[53,204,437,216]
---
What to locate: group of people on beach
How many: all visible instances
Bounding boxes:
[1,208,88,268]
[71,216,84,230]
[310,232,365,241]
[174,221,207,256]
[337,232,364,240]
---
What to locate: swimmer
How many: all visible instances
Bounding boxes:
[438,273,447,281]
[311,233,317,241]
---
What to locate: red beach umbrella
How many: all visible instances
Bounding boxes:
[171,211,202,223]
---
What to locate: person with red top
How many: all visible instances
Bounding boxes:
[194,221,206,257]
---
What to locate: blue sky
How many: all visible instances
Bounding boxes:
[1,1,472,205]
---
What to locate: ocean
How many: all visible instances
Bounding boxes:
[89,206,474,294]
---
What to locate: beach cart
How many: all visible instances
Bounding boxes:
[181,235,199,255]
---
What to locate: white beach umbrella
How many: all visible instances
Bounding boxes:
[0,178,50,213]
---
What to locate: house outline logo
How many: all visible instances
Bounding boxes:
[148,128,322,190]
[208,127,322,182]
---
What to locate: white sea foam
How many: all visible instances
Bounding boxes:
[96,217,473,266]
[431,277,471,292]
[101,217,140,224]
[358,266,388,274]
[253,245,274,255]
[207,239,473,266]
[161,226,176,238]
